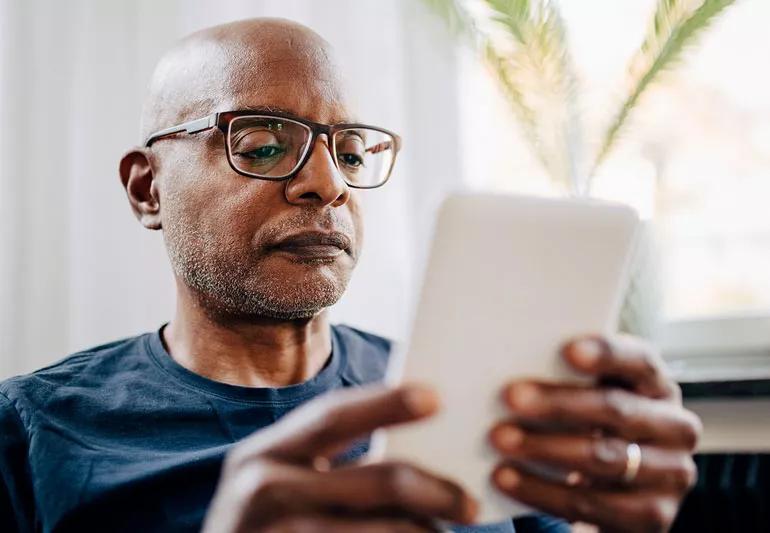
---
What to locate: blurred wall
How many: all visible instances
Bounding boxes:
[0,0,464,378]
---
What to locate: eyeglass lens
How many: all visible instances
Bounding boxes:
[227,116,395,187]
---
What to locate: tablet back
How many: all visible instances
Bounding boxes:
[379,193,639,523]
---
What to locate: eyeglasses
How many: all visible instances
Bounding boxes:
[144,110,402,189]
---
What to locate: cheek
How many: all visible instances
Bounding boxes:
[160,144,279,246]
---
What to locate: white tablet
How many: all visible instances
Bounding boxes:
[375,193,639,524]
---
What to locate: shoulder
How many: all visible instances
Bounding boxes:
[0,333,151,424]
[0,388,25,436]
[0,389,36,533]
[332,324,393,386]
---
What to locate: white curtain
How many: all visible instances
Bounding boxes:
[0,0,464,378]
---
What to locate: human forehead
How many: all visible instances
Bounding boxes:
[212,38,354,124]
[218,82,354,125]
[203,82,353,127]
[143,31,357,139]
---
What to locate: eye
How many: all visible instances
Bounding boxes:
[238,145,286,160]
[336,134,366,170]
[338,152,364,168]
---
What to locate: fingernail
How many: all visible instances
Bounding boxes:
[312,456,332,472]
[402,385,439,416]
[506,383,539,410]
[570,338,604,367]
[565,470,583,487]
[494,426,523,450]
[495,467,520,490]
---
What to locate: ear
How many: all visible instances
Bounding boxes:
[119,148,162,230]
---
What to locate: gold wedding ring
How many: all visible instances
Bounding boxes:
[622,442,642,484]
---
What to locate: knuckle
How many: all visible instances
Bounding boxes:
[667,381,683,403]
[301,403,347,445]
[251,475,282,504]
[673,455,698,491]
[638,352,661,380]
[308,419,341,448]
[220,462,291,527]
[679,413,703,450]
[589,438,627,475]
[565,491,597,522]
[640,498,678,533]
[602,388,635,424]
[379,461,421,502]
[248,466,294,509]
[602,335,623,363]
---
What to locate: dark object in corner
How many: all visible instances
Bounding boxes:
[672,453,769,532]
[680,379,770,399]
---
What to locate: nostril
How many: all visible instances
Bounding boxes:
[299,192,322,201]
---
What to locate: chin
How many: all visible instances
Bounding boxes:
[180,251,356,320]
[261,251,355,289]
[232,262,351,318]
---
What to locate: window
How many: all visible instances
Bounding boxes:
[455,0,770,374]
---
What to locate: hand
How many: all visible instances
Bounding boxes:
[202,384,478,532]
[489,334,702,533]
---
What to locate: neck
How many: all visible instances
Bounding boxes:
[163,283,332,388]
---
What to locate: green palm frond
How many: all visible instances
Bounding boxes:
[485,0,532,43]
[421,0,737,194]
[484,43,556,180]
[424,0,582,190]
[421,0,480,39]
[590,0,736,180]
[483,0,583,191]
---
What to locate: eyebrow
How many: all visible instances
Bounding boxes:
[241,104,296,115]
[239,105,355,124]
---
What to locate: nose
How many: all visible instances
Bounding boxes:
[284,135,350,207]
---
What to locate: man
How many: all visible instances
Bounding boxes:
[0,18,701,533]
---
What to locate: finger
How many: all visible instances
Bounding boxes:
[489,423,698,491]
[245,461,477,526]
[264,515,440,533]
[492,465,681,533]
[501,382,702,449]
[237,383,440,463]
[561,334,679,400]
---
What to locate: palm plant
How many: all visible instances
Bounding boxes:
[423,0,738,195]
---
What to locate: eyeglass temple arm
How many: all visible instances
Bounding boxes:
[143,114,218,147]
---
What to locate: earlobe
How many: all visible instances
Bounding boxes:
[119,149,162,230]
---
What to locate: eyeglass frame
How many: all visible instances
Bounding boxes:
[143,110,403,189]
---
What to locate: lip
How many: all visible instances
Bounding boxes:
[269,231,352,261]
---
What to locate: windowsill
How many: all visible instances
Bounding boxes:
[661,315,770,398]
[669,351,770,398]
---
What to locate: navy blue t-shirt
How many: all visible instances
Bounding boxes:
[0,324,567,532]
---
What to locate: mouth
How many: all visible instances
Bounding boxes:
[268,231,352,262]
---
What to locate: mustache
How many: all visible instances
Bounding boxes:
[258,208,356,251]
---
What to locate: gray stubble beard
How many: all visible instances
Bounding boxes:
[164,225,355,322]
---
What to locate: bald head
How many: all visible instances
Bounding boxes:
[123,18,365,321]
[140,18,350,141]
